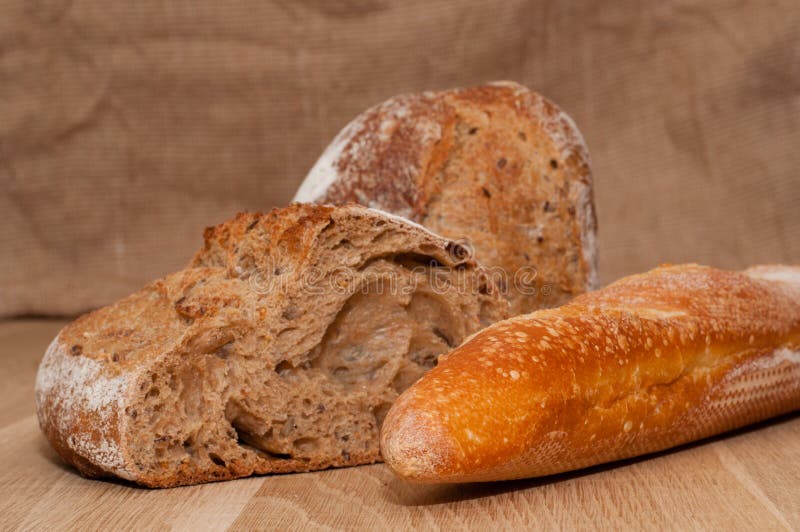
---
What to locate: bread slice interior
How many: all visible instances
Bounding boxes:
[36,204,506,487]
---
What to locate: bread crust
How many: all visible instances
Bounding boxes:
[35,203,507,487]
[294,81,597,314]
[380,264,800,483]
[36,337,135,481]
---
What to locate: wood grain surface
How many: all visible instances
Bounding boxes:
[1,319,798,531]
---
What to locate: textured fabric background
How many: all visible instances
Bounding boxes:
[1,0,799,317]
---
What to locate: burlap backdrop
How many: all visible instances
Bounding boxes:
[1,0,799,317]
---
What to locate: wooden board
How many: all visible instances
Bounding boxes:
[1,319,798,530]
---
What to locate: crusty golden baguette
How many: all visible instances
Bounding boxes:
[380,264,800,483]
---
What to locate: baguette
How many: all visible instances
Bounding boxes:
[35,203,507,487]
[294,81,597,315]
[380,264,800,482]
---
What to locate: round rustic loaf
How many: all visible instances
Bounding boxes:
[295,81,598,315]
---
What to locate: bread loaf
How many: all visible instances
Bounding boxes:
[294,81,597,315]
[35,204,507,487]
[380,264,800,483]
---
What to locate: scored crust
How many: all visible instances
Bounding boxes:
[35,203,507,487]
[380,264,800,482]
[295,81,597,315]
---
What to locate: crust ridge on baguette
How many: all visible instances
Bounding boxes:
[35,203,507,487]
[380,264,800,483]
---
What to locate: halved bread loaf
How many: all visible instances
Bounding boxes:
[35,204,507,487]
[294,81,598,315]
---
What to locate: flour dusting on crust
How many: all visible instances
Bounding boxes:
[296,93,441,219]
[295,112,370,203]
[745,265,800,286]
[35,336,132,478]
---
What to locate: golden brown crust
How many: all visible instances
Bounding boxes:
[294,81,597,314]
[380,264,800,482]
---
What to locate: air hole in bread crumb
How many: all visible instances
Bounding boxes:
[332,239,353,251]
[550,159,559,169]
[432,327,454,348]
[332,366,350,380]
[282,306,300,320]
[208,453,226,467]
[392,252,444,269]
[275,360,294,375]
[293,437,320,453]
[372,402,392,426]
[446,242,470,262]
